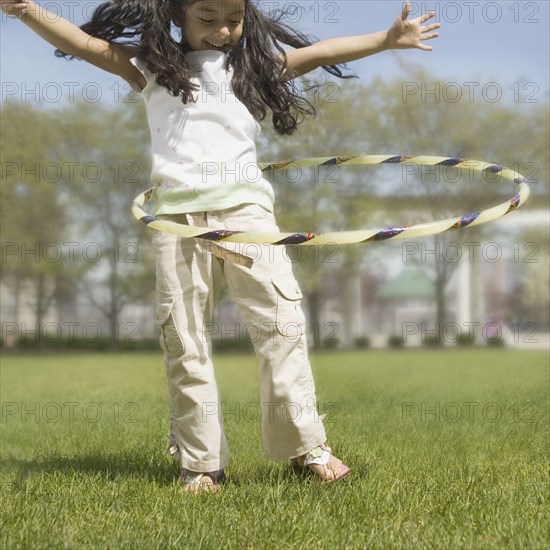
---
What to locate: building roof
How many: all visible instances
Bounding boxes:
[375,269,435,299]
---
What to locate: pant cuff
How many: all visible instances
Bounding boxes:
[263,430,327,461]
[166,441,229,472]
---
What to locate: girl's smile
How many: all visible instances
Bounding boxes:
[183,0,245,53]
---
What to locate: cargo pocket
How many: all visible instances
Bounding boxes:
[272,275,306,339]
[156,298,185,358]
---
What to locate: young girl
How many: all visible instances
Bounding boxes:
[3,0,439,493]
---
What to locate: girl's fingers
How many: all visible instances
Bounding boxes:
[401,0,411,21]
[424,23,441,32]
[421,11,436,23]
[422,32,440,41]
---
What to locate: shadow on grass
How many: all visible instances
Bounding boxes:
[1,450,178,487]
[225,461,299,486]
[2,452,365,489]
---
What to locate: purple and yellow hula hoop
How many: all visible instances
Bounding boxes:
[131,155,530,245]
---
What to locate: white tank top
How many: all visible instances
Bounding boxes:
[129,50,275,215]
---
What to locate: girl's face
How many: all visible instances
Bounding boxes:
[182,0,246,53]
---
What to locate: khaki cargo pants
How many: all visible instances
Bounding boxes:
[153,203,326,472]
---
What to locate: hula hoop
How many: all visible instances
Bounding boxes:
[132,155,530,245]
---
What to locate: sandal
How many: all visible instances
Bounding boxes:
[179,468,226,494]
[290,443,351,483]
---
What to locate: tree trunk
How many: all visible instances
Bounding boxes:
[108,259,119,350]
[34,272,46,347]
[435,274,447,342]
[307,288,322,349]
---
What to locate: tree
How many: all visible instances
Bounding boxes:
[51,98,156,343]
[1,96,156,347]
[0,103,68,343]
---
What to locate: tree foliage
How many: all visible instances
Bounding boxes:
[1,63,547,343]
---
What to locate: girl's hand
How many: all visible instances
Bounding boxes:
[1,0,30,18]
[385,1,440,51]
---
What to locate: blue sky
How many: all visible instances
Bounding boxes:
[1,1,549,106]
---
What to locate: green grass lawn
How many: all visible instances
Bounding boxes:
[1,349,548,549]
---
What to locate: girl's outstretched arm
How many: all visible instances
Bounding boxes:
[1,0,146,90]
[281,1,440,79]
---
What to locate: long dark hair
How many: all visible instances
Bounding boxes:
[55,0,357,135]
